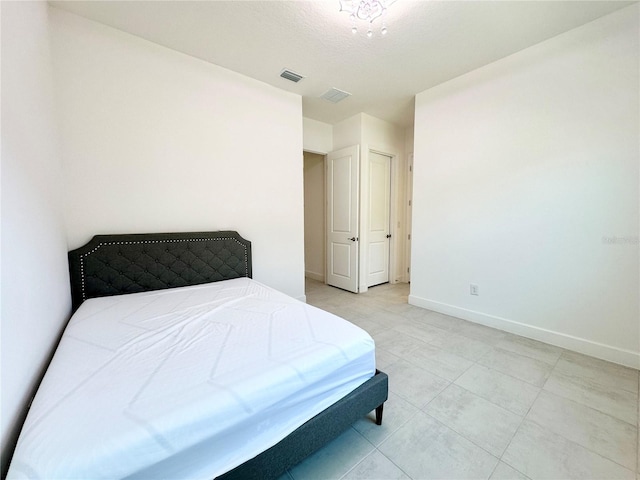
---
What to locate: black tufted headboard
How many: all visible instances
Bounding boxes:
[68,231,252,311]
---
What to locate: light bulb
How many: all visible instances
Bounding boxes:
[352,25,358,34]
[381,26,387,35]
[367,28,372,38]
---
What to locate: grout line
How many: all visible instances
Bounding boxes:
[497,349,563,466]
[539,368,637,426]
[354,391,422,451]
[498,458,533,480]
[421,384,525,462]
[499,380,545,460]
[374,446,415,480]
[472,352,555,390]
[500,388,638,474]
[339,426,383,479]
[374,406,423,449]
[337,448,377,480]
[487,460,502,479]
[422,412,501,461]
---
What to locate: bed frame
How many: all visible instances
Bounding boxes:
[68,230,388,479]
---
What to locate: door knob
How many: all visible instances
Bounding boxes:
[386,234,392,239]
[348,237,357,242]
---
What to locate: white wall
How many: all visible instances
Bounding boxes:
[50,8,305,300]
[303,117,332,154]
[404,126,414,159]
[303,152,325,281]
[410,5,639,368]
[1,1,72,470]
[332,114,362,151]
[405,126,415,282]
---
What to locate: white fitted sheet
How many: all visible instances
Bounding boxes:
[8,278,375,479]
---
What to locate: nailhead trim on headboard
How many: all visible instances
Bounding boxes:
[68,231,252,311]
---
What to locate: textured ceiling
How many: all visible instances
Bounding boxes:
[50,1,634,127]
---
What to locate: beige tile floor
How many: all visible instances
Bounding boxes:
[278,279,640,480]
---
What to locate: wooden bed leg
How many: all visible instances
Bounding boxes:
[375,403,384,425]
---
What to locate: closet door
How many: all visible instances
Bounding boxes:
[367,152,391,287]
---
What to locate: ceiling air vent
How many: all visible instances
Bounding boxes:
[320,88,351,104]
[280,69,304,83]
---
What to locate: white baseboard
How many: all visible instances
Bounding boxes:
[305,271,324,282]
[296,294,307,303]
[408,295,639,370]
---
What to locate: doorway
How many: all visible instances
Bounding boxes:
[303,147,403,294]
[303,151,325,282]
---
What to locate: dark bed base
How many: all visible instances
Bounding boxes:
[218,370,388,480]
[66,231,388,479]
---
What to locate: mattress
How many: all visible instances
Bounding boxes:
[8,278,375,479]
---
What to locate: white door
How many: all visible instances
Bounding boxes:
[367,152,391,287]
[326,145,359,293]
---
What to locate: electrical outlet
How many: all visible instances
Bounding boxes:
[470,284,479,296]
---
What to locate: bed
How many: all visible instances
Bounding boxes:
[7,231,388,479]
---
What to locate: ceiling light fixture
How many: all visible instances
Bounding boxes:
[339,0,392,37]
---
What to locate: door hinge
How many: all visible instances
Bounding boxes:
[407,267,410,273]
[408,234,411,240]
[408,200,412,207]
[409,165,413,172]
